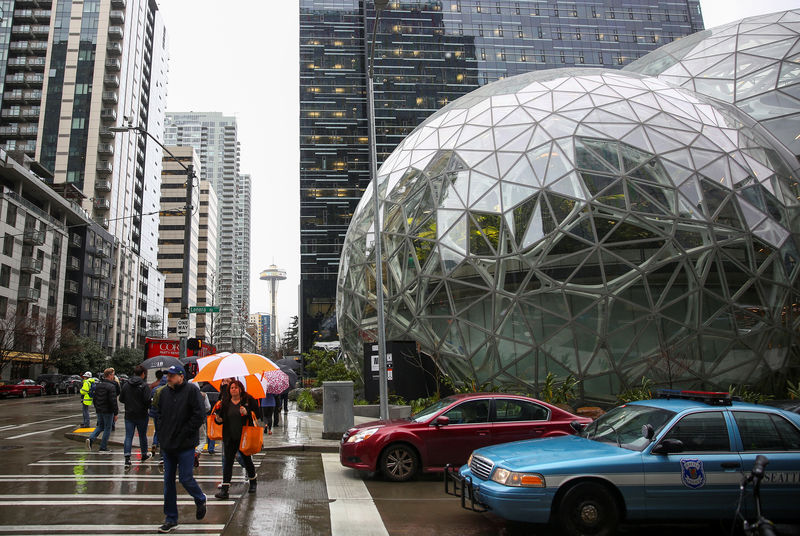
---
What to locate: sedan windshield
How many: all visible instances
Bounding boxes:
[410,397,457,422]
[581,404,675,451]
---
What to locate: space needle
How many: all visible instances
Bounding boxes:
[259,264,287,352]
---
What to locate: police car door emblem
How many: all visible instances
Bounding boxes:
[680,458,706,489]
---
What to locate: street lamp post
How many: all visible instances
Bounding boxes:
[367,0,390,421]
[109,124,196,359]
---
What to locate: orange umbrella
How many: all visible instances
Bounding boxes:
[193,352,279,385]
[203,375,266,399]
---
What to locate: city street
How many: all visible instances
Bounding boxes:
[0,395,797,535]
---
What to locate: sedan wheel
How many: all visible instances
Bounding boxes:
[557,482,619,536]
[379,444,418,482]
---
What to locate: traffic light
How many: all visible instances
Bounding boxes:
[187,338,203,351]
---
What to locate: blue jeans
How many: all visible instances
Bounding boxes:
[151,415,160,447]
[207,437,216,453]
[162,448,206,524]
[89,412,114,450]
[82,404,90,427]
[123,417,149,457]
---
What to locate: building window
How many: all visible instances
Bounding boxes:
[496,2,501,14]
[613,30,619,42]
[476,1,481,13]
[518,26,524,38]
[515,3,520,15]
[665,10,670,22]
[591,6,597,17]
[478,24,483,37]
[556,27,562,39]
[481,48,486,60]
[537,27,543,38]
[520,52,527,62]
[617,55,624,65]
[497,25,503,37]
[628,8,634,19]
[560,51,566,63]
[576,28,581,40]
[458,24,463,35]
[647,9,652,20]
[0,265,9,287]
[579,54,585,64]
[609,9,615,19]
[570,4,577,16]
[2,235,13,257]
[595,29,601,40]
[0,296,6,318]
[554,6,559,17]
[598,52,603,64]
[534,6,539,16]
[500,49,506,61]
[5,205,16,226]
[651,31,657,43]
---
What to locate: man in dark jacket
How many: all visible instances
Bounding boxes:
[154,365,206,533]
[120,365,152,468]
[86,368,119,452]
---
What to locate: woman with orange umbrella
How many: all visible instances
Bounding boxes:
[211,379,260,499]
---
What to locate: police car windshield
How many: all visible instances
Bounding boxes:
[411,397,457,422]
[581,405,675,451]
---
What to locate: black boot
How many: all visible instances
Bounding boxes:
[214,484,229,500]
[248,478,257,493]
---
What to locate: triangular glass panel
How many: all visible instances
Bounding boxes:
[472,184,503,213]
[578,138,620,171]
[779,237,800,279]
[546,193,578,226]
[575,139,617,173]
[632,180,674,213]
[549,172,585,199]
[423,150,453,179]
[712,199,745,230]
[627,182,668,215]
[468,172,496,207]
[513,194,538,243]
[565,213,596,243]
[469,212,502,256]
[602,218,661,243]
[494,124,534,151]
[473,154,500,179]
[699,177,730,217]
[522,198,545,249]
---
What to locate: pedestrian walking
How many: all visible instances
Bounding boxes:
[260,392,277,434]
[153,365,207,533]
[86,368,118,452]
[194,386,212,465]
[200,382,219,455]
[119,364,152,469]
[78,371,96,428]
[149,370,167,456]
[211,379,260,499]
[279,388,289,421]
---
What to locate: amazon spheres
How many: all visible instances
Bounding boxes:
[337,10,800,398]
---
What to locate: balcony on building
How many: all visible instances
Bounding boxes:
[93,198,110,211]
[90,311,104,322]
[94,243,111,258]
[108,26,124,40]
[101,91,118,104]
[103,74,119,88]
[99,128,115,139]
[65,280,79,294]
[111,0,126,7]
[98,143,114,155]
[22,228,45,245]
[100,108,117,122]
[94,216,109,229]
[109,10,125,23]
[18,287,40,302]
[67,255,80,271]
[69,233,82,248]
[64,304,78,317]
[104,58,121,71]
[20,257,43,273]
[107,42,123,56]
[96,161,112,173]
[94,179,111,192]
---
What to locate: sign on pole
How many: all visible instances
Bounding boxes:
[189,306,220,313]
[176,319,189,337]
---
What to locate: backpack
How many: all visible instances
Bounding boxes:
[88,379,97,399]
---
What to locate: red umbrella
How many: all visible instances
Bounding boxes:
[261,369,289,395]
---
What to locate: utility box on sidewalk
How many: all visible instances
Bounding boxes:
[322,381,354,440]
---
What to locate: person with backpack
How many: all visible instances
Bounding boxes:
[120,365,153,469]
[85,368,119,452]
[78,371,97,428]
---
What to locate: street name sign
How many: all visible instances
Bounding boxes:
[190,306,220,313]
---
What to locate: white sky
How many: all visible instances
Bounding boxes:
[157,0,799,334]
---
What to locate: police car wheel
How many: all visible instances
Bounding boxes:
[557,482,619,536]
[379,444,418,482]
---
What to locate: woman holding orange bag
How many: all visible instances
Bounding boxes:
[211,379,260,499]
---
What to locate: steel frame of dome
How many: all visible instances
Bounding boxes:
[336,15,800,399]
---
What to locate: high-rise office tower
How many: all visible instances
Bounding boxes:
[164,112,251,351]
[0,0,169,349]
[299,0,704,352]
[196,178,218,341]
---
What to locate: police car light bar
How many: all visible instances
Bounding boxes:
[655,389,734,406]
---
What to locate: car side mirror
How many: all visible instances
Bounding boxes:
[641,424,655,440]
[651,438,684,455]
[570,420,587,433]
[432,416,450,427]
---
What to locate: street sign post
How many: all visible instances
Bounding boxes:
[189,306,220,313]
[176,318,189,337]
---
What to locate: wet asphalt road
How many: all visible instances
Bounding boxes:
[2,394,798,536]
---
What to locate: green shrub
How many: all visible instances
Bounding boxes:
[410,395,440,415]
[787,379,799,400]
[297,389,317,412]
[617,377,654,403]
[729,385,773,404]
[354,398,370,406]
[540,372,580,404]
[388,394,407,406]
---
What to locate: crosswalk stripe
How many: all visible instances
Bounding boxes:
[322,452,390,536]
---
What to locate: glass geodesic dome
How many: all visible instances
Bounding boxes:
[337,64,800,397]
[625,9,800,155]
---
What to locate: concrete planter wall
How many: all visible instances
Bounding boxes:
[352,404,411,420]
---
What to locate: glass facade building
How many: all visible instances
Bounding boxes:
[337,10,800,399]
[300,0,703,352]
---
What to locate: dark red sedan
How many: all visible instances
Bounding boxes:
[340,393,592,482]
[0,379,45,398]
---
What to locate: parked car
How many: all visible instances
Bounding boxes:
[0,379,45,398]
[448,390,800,536]
[35,374,65,395]
[340,393,592,482]
[58,374,84,394]
[762,399,800,415]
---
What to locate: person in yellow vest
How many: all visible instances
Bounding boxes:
[79,371,97,428]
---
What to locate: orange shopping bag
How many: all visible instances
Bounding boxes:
[239,411,263,455]
[206,402,223,440]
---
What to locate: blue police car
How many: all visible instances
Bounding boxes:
[446,390,800,535]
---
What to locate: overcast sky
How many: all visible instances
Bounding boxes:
[156,0,798,336]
